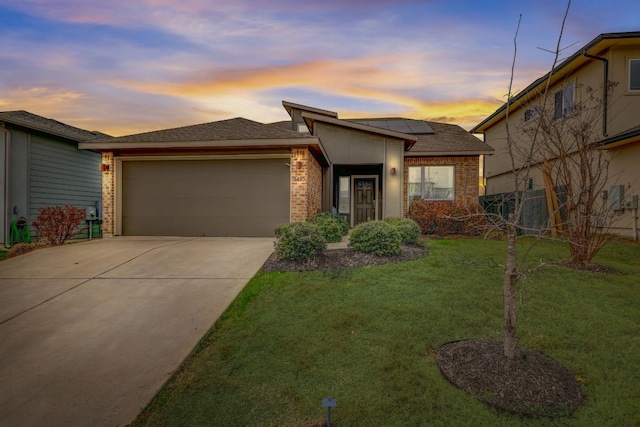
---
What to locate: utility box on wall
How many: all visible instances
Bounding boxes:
[609,185,625,211]
[86,206,97,221]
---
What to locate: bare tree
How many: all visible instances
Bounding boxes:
[524,82,618,267]
[497,1,573,359]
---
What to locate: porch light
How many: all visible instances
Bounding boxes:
[100,163,110,172]
[390,167,396,175]
[296,161,303,169]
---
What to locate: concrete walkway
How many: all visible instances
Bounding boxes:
[0,237,274,427]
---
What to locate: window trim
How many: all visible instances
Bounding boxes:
[553,81,574,119]
[629,58,640,92]
[524,105,539,122]
[337,176,350,214]
[407,165,455,206]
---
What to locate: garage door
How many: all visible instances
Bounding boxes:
[121,158,290,236]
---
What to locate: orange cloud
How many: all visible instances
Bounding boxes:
[111,56,504,130]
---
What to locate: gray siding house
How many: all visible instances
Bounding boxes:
[0,111,109,246]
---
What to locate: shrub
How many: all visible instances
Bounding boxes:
[308,212,349,243]
[32,205,86,246]
[274,222,326,261]
[383,217,421,244]
[349,221,401,256]
[408,200,486,236]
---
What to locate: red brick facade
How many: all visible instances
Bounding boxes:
[403,156,479,215]
[290,147,323,221]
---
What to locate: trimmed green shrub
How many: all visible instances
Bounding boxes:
[274,222,326,261]
[308,212,349,243]
[383,217,421,244]
[349,221,401,256]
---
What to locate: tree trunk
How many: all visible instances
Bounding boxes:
[503,221,518,359]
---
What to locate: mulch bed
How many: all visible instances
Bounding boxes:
[261,244,429,272]
[435,339,583,417]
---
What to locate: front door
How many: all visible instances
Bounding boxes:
[354,178,376,226]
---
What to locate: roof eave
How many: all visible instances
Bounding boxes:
[405,149,495,156]
[471,31,640,133]
[78,137,321,151]
[597,128,640,149]
[282,101,338,119]
[0,116,93,142]
[301,111,418,148]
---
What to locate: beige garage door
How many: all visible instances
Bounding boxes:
[122,158,290,237]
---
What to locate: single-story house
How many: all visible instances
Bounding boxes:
[1,111,109,247]
[79,101,493,237]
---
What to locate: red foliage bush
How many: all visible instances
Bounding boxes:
[408,200,486,236]
[32,205,86,246]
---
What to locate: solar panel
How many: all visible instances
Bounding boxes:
[350,118,434,135]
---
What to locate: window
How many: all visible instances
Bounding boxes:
[524,106,539,122]
[408,166,454,204]
[554,82,574,119]
[630,59,640,91]
[338,176,350,213]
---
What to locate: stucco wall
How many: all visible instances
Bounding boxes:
[316,123,387,164]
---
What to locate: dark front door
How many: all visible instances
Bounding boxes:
[354,178,376,225]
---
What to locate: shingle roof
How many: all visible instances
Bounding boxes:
[90,117,312,143]
[0,110,110,141]
[408,121,493,154]
[348,117,492,154]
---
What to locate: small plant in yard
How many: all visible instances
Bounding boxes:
[383,217,421,244]
[274,222,326,261]
[32,205,86,246]
[308,211,349,243]
[349,220,401,256]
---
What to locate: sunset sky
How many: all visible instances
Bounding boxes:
[1,0,638,136]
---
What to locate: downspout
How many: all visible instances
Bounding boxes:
[582,50,609,137]
[2,125,11,248]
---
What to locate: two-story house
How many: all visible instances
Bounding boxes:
[472,31,640,239]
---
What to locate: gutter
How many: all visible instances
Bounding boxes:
[2,125,11,248]
[582,50,609,137]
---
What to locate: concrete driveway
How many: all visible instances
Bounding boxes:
[0,237,274,427]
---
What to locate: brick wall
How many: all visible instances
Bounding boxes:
[101,152,115,236]
[403,156,480,215]
[290,148,323,222]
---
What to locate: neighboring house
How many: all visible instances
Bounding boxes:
[79,101,493,237]
[0,111,108,246]
[472,32,640,239]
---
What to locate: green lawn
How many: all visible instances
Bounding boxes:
[133,238,640,426]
